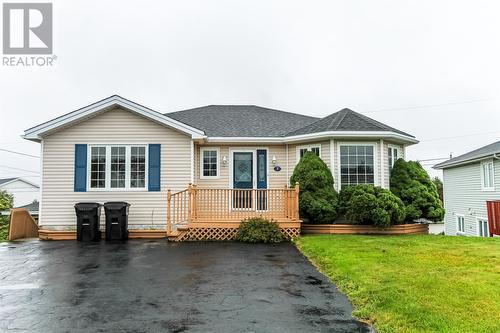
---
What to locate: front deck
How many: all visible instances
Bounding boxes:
[166,184,301,241]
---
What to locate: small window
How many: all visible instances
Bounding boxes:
[201,148,219,178]
[388,146,398,170]
[481,161,494,190]
[477,219,489,237]
[456,215,465,234]
[130,146,146,188]
[297,145,321,160]
[90,146,106,188]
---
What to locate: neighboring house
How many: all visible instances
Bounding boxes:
[1,201,39,221]
[23,95,417,237]
[0,177,39,207]
[434,140,500,237]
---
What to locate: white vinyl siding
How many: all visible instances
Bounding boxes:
[442,159,500,236]
[40,108,192,230]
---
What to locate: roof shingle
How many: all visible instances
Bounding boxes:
[434,140,500,169]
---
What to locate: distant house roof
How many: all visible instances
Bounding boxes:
[434,140,500,169]
[17,201,39,214]
[0,177,39,188]
[0,178,17,186]
[166,105,319,137]
[286,108,414,137]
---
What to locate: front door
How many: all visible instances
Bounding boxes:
[256,149,267,210]
[233,152,253,209]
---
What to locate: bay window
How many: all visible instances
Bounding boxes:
[297,145,321,160]
[89,145,148,190]
[340,144,375,188]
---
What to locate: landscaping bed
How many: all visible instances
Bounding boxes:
[295,235,500,333]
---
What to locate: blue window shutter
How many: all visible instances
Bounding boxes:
[148,144,161,191]
[74,144,87,192]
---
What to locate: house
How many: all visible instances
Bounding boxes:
[434,140,500,237]
[0,177,39,207]
[23,95,417,240]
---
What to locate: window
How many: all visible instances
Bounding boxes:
[388,146,398,170]
[297,145,321,160]
[340,145,375,188]
[200,148,219,178]
[456,215,465,234]
[88,145,148,190]
[90,147,106,188]
[477,218,489,237]
[481,161,494,190]
[130,147,146,188]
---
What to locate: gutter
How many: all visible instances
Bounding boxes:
[434,153,500,169]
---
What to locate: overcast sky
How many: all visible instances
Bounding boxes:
[1,0,499,184]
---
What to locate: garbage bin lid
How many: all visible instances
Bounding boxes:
[75,202,102,209]
[103,202,131,208]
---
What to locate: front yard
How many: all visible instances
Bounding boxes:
[295,235,500,333]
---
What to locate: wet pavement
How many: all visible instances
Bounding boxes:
[0,240,373,333]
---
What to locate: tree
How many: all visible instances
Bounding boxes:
[390,159,445,222]
[432,177,444,202]
[0,190,13,211]
[339,184,406,228]
[290,152,338,223]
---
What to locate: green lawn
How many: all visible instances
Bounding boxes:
[295,235,500,333]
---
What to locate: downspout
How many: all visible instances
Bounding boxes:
[494,153,500,160]
[380,139,385,188]
[39,139,44,227]
[190,140,194,184]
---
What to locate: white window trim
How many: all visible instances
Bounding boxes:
[456,214,465,235]
[337,142,379,188]
[476,217,489,237]
[296,144,322,163]
[480,160,495,191]
[200,147,220,179]
[87,144,149,192]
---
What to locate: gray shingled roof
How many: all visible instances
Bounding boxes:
[434,140,500,169]
[0,178,17,186]
[167,105,319,137]
[17,201,39,213]
[166,106,414,138]
[287,108,414,137]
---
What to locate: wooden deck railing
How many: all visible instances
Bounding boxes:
[166,183,299,232]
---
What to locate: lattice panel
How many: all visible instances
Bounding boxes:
[173,227,301,241]
[281,227,301,239]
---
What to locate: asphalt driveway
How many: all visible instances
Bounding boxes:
[0,240,373,333]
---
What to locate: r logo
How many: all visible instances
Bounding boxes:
[3,3,53,54]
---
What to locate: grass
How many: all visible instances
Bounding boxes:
[295,235,500,333]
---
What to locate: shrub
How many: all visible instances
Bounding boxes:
[235,217,287,243]
[390,159,445,222]
[290,152,338,223]
[339,184,406,228]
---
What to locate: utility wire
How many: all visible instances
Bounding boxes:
[362,98,497,114]
[0,148,39,158]
[0,165,40,174]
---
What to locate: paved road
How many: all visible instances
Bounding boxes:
[0,240,373,333]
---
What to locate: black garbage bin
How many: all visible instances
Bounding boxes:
[75,203,102,241]
[104,202,130,241]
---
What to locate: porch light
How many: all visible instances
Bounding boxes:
[272,155,277,165]
[222,155,228,165]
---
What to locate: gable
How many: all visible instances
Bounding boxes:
[23,95,205,142]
